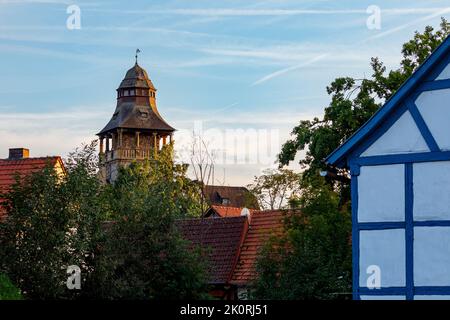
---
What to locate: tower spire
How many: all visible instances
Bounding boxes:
[135,48,141,65]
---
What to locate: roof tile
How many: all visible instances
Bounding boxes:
[231,210,288,285]
[207,205,257,218]
[0,157,62,216]
[176,216,248,284]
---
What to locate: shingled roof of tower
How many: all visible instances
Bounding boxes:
[119,63,156,90]
[98,102,175,134]
[98,62,175,135]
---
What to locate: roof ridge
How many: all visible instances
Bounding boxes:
[176,216,246,222]
[211,205,252,209]
[0,156,60,161]
[205,185,248,189]
[252,209,298,214]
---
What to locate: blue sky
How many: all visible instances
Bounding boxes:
[1,0,450,185]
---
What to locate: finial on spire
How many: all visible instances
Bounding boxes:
[135,48,141,65]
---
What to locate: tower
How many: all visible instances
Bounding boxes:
[97,59,175,183]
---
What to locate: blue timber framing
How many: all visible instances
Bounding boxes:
[350,169,359,300]
[353,151,450,166]
[359,286,450,296]
[348,139,450,300]
[352,155,450,299]
[405,163,414,300]
[406,99,440,152]
[327,36,450,300]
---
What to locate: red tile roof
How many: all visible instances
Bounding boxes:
[176,216,248,284]
[205,205,257,218]
[0,157,64,217]
[178,209,300,288]
[231,210,287,286]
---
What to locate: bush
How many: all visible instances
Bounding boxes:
[0,273,22,300]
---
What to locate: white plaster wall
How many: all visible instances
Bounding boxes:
[361,111,429,157]
[360,295,405,300]
[414,295,450,300]
[416,88,450,150]
[358,164,405,222]
[359,229,405,287]
[414,227,450,286]
[436,62,450,80]
[414,161,450,220]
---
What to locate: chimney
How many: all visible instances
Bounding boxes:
[8,148,30,160]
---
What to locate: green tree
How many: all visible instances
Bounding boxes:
[252,177,351,299]
[0,142,208,300]
[248,169,301,210]
[0,141,105,299]
[278,18,450,183]
[254,21,450,300]
[91,144,208,299]
[0,273,22,300]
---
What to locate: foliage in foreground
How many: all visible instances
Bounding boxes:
[90,145,208,299]
[0,273,22,300]
[252,177,351,299]
[0,141,104,299]
[0,142,208,299]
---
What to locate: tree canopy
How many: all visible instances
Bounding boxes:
[0,142,208,300]
[91,144,208,299]
[0,142,105,299]
[248,168,301,210]
[278,18,450,183]
[252,177,351,299]
[0,273,22,300]
[253,20,450,300]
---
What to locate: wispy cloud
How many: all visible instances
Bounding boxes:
[201,47,313,61]
[0,0,101,5]
[248,6,450,85]
[252,53,329,86]
[0,43,122,65]
[0,110,109,122]
[97,7,450,16]
[0,24,213,39]
[365,7,450,42]
[0,0,70,4]
[169,108,319,125]
[0,108,109,158]
[139,8,366,16]
[199,44,387,64]
[206,111,318,125]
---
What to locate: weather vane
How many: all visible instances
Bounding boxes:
[135,48,141,64]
